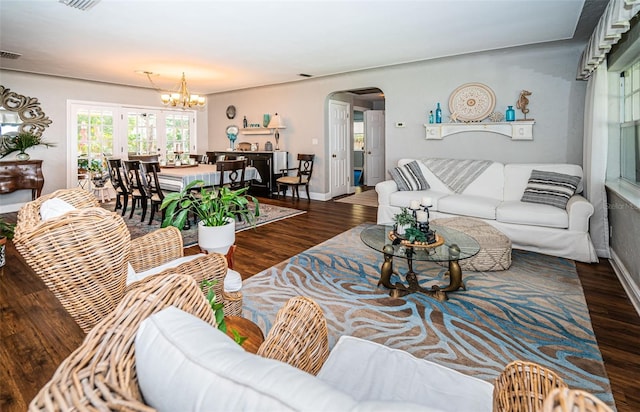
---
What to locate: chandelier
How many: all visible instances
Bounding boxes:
[157,72,206,109]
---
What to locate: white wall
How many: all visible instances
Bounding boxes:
[0,71,208,212]
[207,41,588,198]
[2,40,587,209]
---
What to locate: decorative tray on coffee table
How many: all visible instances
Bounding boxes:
[388,231,445,248]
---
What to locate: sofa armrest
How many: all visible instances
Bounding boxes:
[375,180,398,207]
[566,194,594,232]
[130,226,184,273]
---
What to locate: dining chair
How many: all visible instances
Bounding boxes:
[139,161,166,225]
[128,154,159,162]
[276,154,315,200]
[107,158,131,216]
[122,160,148,221]
[189,154,207,164]
[216,158,249,191]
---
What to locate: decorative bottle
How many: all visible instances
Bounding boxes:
[505,106,515,122]
[428,111,434,124]
[435,103,442,124]
[243,116,248,128]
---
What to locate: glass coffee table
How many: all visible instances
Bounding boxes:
[360,224,480,301]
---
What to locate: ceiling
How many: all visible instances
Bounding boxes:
[0,0,606,96]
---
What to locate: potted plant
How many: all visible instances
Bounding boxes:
[161,180,260,254]
[0,217,15,268]
[0,132,55,160]
[393,207,416,235]
[88,158,109,187]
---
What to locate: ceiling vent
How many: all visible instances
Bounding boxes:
[0,50,22,59]
[58,0,100,11]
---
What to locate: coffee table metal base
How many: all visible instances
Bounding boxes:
[380,248,466,301]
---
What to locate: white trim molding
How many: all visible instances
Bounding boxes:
[609,248,640,318]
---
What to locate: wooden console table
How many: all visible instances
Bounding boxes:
[0,160,44,200]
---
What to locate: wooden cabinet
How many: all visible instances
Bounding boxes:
[212,151,287,197]
[0,160,44,200]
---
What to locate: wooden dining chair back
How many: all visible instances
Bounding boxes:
[189,154,207,164]
[123,160,148,221]
[276,154,315,200]
[139,161,165,225]
[216,158,249,190]
[107,158,130,216]
[128,154,159,162]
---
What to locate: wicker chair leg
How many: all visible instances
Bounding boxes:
[257,296,329,375]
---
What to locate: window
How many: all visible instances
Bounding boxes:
[621,60,640,186]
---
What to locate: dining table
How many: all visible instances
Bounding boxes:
[157,163,261,192]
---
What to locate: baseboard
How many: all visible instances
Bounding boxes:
[609,248,640,318]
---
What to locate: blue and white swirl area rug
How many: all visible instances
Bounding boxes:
[242,223,613,407]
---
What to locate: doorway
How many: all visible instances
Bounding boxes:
[328,88,385,198]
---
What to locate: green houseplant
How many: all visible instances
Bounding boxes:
[161,179,260,253]
[392,207,416,235]
[0,132,55,160]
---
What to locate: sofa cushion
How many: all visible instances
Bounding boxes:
[503,164,584,201]
[40,198,76,221]
[521,170,581,209]
[136,306,358,412]
[389,190,449,210]
[317,335,493,412]
[126,254,242,292]
[497,201,569,229]
[389,160,430,191]
[437,194,501,220]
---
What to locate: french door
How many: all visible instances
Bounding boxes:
[68,102,195,188]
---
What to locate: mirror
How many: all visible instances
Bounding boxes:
[0,85,52,138]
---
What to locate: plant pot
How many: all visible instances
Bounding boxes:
[16,152,30,161]
[0,236,6,268]
[198,218,235,254]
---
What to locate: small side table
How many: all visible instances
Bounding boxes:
[224,315,265,354]
[93,186,111,203]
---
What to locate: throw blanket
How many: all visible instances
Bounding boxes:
[423,158,493,193]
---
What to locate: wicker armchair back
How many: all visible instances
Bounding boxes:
[14,207,131,332]
[14,187,98,239]
[29,274,216,411]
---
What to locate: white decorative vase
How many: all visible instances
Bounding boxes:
[396,224,410,235]
[16,152,30,161]
[198,219,235,255]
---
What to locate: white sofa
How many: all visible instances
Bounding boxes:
[376,158,597,263]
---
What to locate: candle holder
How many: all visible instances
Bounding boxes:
[418,203,437,244]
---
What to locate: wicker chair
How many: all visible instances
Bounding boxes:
[29,274,331,411]
[542,388,613,412]
[493,360,569,412]
[13,189,241,332]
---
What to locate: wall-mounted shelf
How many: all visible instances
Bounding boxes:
[241,128,272,135]
[424,120,535,141]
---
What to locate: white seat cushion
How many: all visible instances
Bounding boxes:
[127,254,242,293]
[437,194,501,220]
[135,307,359,412]
[317,335,493,412]
[497,201,569,229]
[40,198,76,220]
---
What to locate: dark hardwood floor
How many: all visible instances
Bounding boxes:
[1,192,639,411]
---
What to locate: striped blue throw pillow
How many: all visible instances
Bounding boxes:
[521,170,581,209]
[389,161,430,191]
